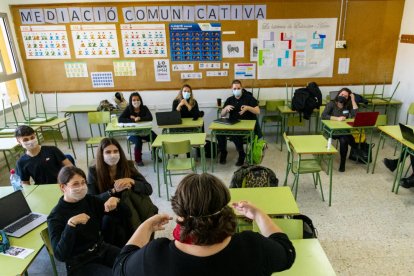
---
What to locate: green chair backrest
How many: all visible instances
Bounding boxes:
[265,100,285,112]
[40,228,54,256]
[375,114,387,126]
[287,116,305,127]
[163,140,191,155]
[88,111,111,124]
[319,105,326,118]
[406,103,414,124]
[253,218,303,239]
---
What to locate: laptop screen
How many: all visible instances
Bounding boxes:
[0,190,31,228]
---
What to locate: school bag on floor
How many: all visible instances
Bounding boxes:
[230,165,278,188]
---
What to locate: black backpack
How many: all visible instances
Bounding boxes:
[292,214,318,238]
[230,165,278,188]
[291,82,322,120]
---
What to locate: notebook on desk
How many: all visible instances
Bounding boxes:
[156,111,182,126]
[346,112,379,127]
[0,190,47,238]
[214,118,240,125]
[399,123,414,144]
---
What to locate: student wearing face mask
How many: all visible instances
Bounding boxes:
[321,88,359,172]
[14,125,73,185]
[47,166,122,276]
[217,80,261,166]
[172,84,201,118]
[119,92,158,166]
[87,138,157,246]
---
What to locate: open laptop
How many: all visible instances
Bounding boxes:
[399,123,414,144]
[347,112,379,127]
[156,111,182,126]
[0,190,47,238]
[214,118,240,125]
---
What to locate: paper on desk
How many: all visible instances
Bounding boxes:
[117,122,153,127]
[0,246,34,259]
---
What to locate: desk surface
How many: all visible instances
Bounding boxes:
[0,184,61,276]
[62,105,97,113]
[105,121,152,133]
[288,135,338,155]
[229,187,300,216]
[152,133,207,148]
[158,118,203,129]
[27,117,69,127]
[275,239,336,276]
[278,105,319,114]
[0,137,20,151]
[321,119,354,130]
[369,99,402,105]
[0,126,40,137]
[378,125,414,149]
[209,120,256,131]
[0,185,37,198]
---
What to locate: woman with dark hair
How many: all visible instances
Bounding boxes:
[172,84,201,118]
[118,92,158,166]
[113,173,295,276]
[87,137,156,246]
[48,166,121,276]
[322,87,359,172]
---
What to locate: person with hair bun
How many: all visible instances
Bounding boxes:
[113,173,295,276]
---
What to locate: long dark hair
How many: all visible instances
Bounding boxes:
[128,92,144,113]
[334,87,352,108]
[95,137,131,193]
[58,166,86,185]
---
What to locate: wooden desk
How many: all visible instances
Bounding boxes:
[158,118,204,134]
[0,184,61,276]
[287,135,338,206]
[152,133,206,199]
[62,105,97,141]
[229,187,300,216]
[209,120,256,171]
[275,239,336,276]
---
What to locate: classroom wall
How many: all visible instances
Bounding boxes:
[393,0,414,124]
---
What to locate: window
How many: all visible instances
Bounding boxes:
[0,13,27,110]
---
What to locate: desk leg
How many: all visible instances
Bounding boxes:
[149,131,155,173]
[371,132,385,174]
[366,128,374,173]
[3,151,10,171]
[65,122,76,159]
[211,131,215,173]
[328,154,333,206]
[394,147,408,194]
[156,148,160,197]
[201,146,206,173]
[249,131,253,164]
[280,115,287,151]
[72,113,80,141]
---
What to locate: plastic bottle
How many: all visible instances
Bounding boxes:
[327,138,332,150]
[10,169,22,191]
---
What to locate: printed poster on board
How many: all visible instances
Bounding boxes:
[121,24,167,57]
[257,18,337,79]
[154,59,170,82]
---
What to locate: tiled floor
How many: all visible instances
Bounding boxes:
[2,133,414,275]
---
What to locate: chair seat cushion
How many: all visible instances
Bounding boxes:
[292,159,322,173]
[86,136,106,145]
[167,158,193,171]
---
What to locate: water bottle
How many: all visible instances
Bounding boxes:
[10,169,22,191]
[327,138,332,150]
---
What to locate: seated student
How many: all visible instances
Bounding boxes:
[87,137,157,246]
[321,88,359,172]
[15,125,72,185]
[172,84,201,118]
[113,173,295,276]
[114,92,128,111]
[118,92,158,166]
[218,79,261,166]
[384,155,414,188]
[48,166,122,276]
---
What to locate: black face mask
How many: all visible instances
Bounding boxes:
[337,96,347,104]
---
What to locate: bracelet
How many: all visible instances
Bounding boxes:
[108,188,116,196]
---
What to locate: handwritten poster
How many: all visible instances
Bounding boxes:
[257,18,337,79]
[91,72,114,88]
[21,25,70,59]
[121,24,167,57]
[113,60,136,76]
[154,59,170,82]
[64,62,88,78]
[71,24,119,58]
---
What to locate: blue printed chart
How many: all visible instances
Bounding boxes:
[170,23,221,62]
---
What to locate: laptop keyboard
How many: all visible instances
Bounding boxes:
[5,213,41,233]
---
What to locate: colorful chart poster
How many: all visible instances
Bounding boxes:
[170,23,221,61]
[71,25,119,58]
[64,62,88,78]
[121,24,167,57]
[113,60,136,76]
[20,25,70,59]
[257,18,337,79]
[91,72,114,88]
[235,63,256,79]
[154,59,171,82]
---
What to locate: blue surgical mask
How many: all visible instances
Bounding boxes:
[182,92,191,100]
[233,89,242,97]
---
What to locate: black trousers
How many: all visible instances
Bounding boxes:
[333,135,356,160]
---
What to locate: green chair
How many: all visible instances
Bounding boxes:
[283,133,324,201]
[40,228,58,276]
[162,140,196,199]
[261,100,285,143]
[405,103,414,124]
[85,111,110,165]
[253,218,303,240]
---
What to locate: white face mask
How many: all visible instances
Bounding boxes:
[22,138,38,150]
[132,100,141,108]
[104,153,120,166]
[233,89,242,98]
[182,91,191,100]
[67,185,87,201]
